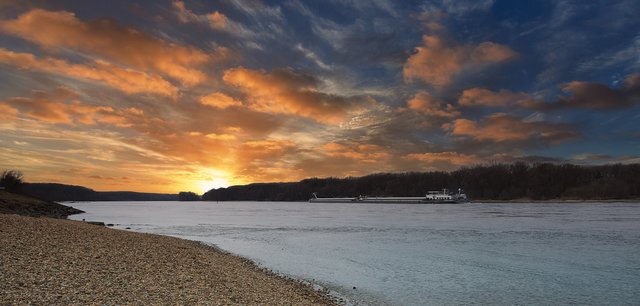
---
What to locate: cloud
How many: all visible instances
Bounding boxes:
[406,91,460,118]
[292,142,396,179]
[222,67,371,123]
[318,142,391,163]
[0,48,177,96]
[173,0,228,29]
[443,113,579,144]
[237,139,297,162]
[295,43,331,70]
[577,34,640,73]
[88,175,130,181]
[405,151,480,169]
[0,104,17,120]
[0,9,212,85]
[206,11,228,29]
[552,74,640,110]
[440,0,495,15]
[460,74,640,111]
[1,87,137,126]
[571,153,640,165]
[521,74,640,111]
[404,34,517,88]
[199,92,243,109]
[0,119,226,193]
[459,88,533,107]
[231,139,300,182]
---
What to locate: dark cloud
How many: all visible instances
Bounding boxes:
[459,87,533,108]
[443,113,580,145]
[532,74,640,111]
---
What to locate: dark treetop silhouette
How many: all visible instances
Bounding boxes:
[203,163,640,202]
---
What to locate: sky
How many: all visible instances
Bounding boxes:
[0,0,638,194]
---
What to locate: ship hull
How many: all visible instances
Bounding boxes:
[309,198,468,204]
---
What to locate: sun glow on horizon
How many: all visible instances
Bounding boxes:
[192,168,234,194]
[196,177,230,194]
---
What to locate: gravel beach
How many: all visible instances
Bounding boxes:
[0,214,337,305]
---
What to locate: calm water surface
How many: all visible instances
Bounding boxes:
[69,201,640,305]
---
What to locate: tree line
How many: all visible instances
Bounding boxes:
[0,171,178,201]
[202,163,640,201]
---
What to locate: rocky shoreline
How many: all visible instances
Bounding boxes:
[0,214,338,305]
[0,190,84,218]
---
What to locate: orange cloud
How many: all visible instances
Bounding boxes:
[404,35,517,88]
[237,139,297,162]
[459,88,533,107]
[293,142,398,179]
[1,87,137,126]
[0,9,211,85]
[407,91,460,118]
[0,104,17,120]
[130,129,236,166]
[200,92,243,109]
[231,139,301,182]
[173,1,228,29]
[173,0,199,23]
[443,113,579,143]
[223,67,369,124]
[207,12,228,29]
[318,142,347,152]
[0,48,177,96]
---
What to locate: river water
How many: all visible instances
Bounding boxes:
[69,201,640,305]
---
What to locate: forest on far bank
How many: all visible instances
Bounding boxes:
[202,163,640,201]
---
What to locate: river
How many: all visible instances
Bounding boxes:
[69,201,640,305]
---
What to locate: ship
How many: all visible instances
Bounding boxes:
[309,188,469,204]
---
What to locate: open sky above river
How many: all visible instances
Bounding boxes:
[1,1,639,193]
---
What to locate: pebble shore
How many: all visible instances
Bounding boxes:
[0,214,337,305]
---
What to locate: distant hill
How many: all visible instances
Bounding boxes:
[23,183,178,202]
[202,163,640,202]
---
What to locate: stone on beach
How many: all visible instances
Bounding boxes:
[0,214,336,305]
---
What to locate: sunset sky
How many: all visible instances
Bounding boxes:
[0,0,638,193]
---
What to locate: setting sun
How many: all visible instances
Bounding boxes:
[185,168,234,194]
[196,177,230,194]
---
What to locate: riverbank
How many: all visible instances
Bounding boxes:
[0,190,83,218]
[0,214,337,305]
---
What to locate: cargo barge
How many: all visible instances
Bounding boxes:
[309,188,469,204]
